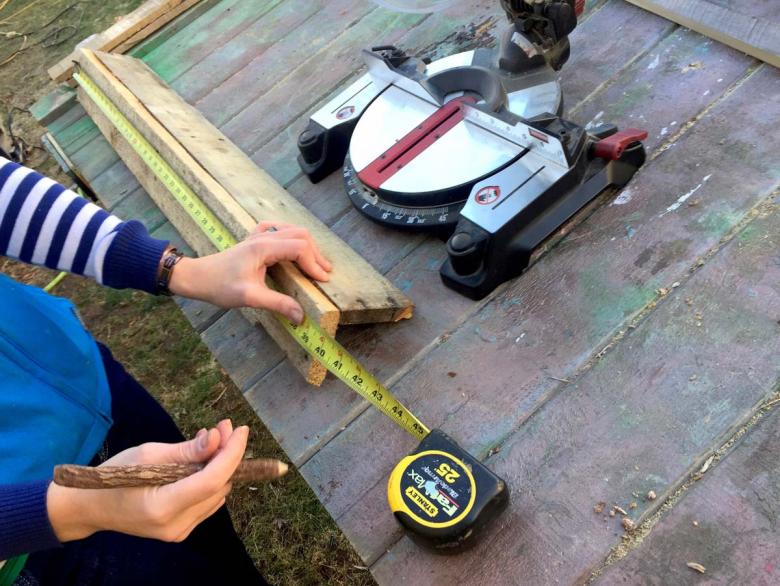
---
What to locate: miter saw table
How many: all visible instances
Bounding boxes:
[297,0,647,299]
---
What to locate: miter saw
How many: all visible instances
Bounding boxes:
[297,0,647,299]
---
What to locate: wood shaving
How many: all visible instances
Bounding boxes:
[681,61,703,73]
[621,518,636,531]
[692,520,699,527]
[629,502,637,509]
[646,490,657,501]
[593,502,606,514]
[700,455,714,474]
[614,506,628,516]
[686,562,706,574]
[609,510,616,517]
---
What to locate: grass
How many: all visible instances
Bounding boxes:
[0,1,376,583]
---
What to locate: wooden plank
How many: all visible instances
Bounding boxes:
[600,396,780,584]
[129,0,224,59]
[192,0,377,128]
[48,0,202,82]
[165,0,318,103]
[301,57,773,564]
[373,197,780,585]
[571,26,757,153]
[29,86,76,126]
[75,54,340,385]
[138,0,279,84]
[113,0,207,54]
[220,8,427,156]
[625,0,780,68]
[92,50,414,325]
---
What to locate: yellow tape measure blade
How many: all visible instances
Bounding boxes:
[74,69,429,440]
[280,317,429,439]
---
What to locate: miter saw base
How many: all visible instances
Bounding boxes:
[297,1,647,299]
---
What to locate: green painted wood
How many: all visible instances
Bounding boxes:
[300,62,774,564]
[240,0,690,470]
[111,186,168,232]
[193,0,375,128]
[372,194,780,585]
[220,8,427,155]
[130,0,224,59]
[150,221,194,256]
[139,0,279,84]
[29,86,76,126]
[46,106,91,151]
[168,0,319,102]
[88,159,143,210]
[68,134,120,186]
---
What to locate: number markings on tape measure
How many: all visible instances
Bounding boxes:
[74,70,236,252]
[74,68,429,440]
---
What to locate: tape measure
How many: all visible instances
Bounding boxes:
[74,67,508,551]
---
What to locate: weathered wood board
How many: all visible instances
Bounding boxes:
[48,0,202,82]
[599,393,780,584]
[625,0,780,68]
[86,50,414,326]
[37,0,780,582]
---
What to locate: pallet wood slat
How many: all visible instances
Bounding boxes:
[625,0,780,68]
[91,50,414,325]
[49,0,202,82]
[75,49,339,384]
[600,382,780,584]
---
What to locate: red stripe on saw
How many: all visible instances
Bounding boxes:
[358,96,477,191]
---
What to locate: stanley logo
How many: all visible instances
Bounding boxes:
[405,486,438,518]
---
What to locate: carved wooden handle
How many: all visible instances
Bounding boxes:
[54,458,289,489]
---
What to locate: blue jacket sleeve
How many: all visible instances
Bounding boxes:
[0,157,168,293]
[0,481,60,559]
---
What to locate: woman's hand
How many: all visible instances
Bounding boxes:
[47,420,247,544]
[167,222,332,323]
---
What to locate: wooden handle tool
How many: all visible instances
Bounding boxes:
[53,458,289,489]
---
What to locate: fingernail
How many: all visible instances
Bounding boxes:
[196,428,207,439]
[198,430,210,449]
[290,307,304,325]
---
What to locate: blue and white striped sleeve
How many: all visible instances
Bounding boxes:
[0,157,169,293]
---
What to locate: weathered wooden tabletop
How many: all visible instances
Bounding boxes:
[36,0,779,583]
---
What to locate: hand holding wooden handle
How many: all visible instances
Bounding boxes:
[54,458,289,489]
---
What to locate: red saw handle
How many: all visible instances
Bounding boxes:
[592,128,648,161]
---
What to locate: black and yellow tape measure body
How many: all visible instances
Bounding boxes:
[74,67,508,551]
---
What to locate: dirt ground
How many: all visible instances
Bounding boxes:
[0,1,374,584]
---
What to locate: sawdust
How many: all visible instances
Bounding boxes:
[585,388,780,583]
[681,61,703,73]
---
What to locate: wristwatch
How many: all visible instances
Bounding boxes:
[156,246,185,296]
